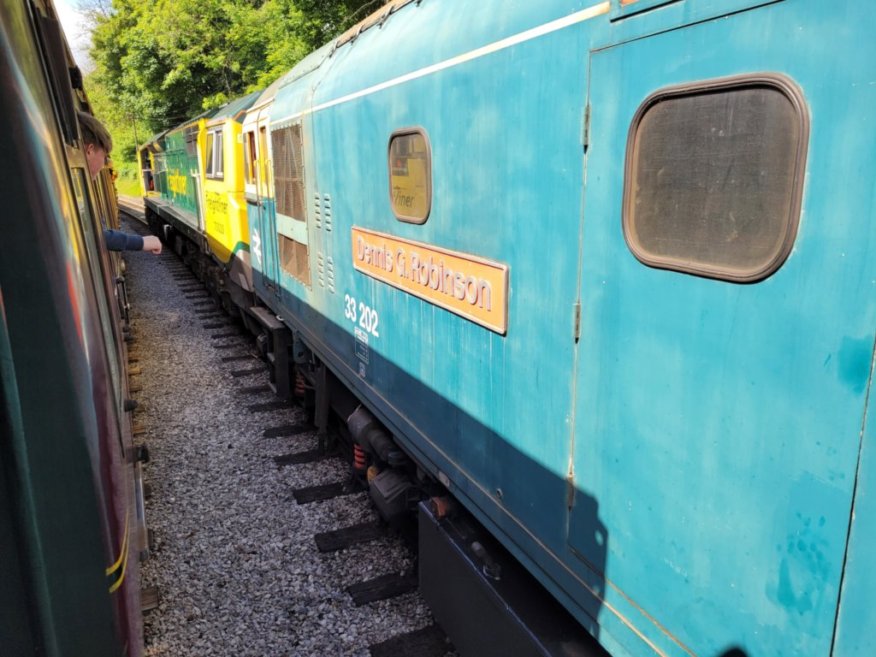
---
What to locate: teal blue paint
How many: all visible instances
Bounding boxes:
[249,194,280,299]
[767,476,841,620]
[259,1,876,656]
[833,339,876,657]
[838,337,872,395]
[777,557,813,613]
[573,3,876,652]
[246,200,263,275]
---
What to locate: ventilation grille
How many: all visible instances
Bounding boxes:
[316,252,336,293]
[326,256,335,293]
[323,194,332,232]
[317,251,325,288]
[279,235,310,286]
[271,124,306,220]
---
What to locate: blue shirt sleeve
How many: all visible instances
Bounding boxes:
[103,229,144,252]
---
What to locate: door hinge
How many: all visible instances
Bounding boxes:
[582,103,591,150]
[573,302,581,342]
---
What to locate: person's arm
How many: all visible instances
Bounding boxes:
[103,229,144,252]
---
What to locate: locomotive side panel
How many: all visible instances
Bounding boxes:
[833,373,876,657]
[572,2,876,656]
[201,92,259,267]
[267,0,611,647]
[309,12,590,536]
[161,127,201,230]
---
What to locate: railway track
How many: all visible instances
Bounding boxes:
[119,214,455,656]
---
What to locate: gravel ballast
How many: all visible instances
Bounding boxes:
[123,223,449,657]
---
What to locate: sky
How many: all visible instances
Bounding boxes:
[54,0,93,70]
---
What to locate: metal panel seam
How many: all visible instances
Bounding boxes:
[830,333,876,656]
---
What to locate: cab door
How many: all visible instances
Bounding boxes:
[256,116,280,297]
[567,3,876,657]
[186,126,205,233]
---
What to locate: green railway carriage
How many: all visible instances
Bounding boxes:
[2,0,146,654]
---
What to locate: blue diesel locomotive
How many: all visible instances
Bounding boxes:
[143,1,876,656]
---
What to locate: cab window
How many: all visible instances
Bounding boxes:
[389,128,431,223]
[244,130,257,185]
[205,129,224,180]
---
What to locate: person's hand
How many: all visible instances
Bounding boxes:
[142,235,162,254]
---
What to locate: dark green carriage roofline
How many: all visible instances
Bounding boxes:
[140,91,261,151]
[209,90,261,123]
[141,127,169,152]
[141,107,219,150]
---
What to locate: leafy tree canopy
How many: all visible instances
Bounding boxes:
[86,0,379,151]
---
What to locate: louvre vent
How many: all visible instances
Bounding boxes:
[314,192,322,229]
[317,251,325,288]
[323,194,332,232]
[271,124,306,221]
[326,256,335,293]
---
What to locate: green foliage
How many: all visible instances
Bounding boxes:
[113,161,142,198]
[88,0,376,136]
[84,69,149,163]
[294,0,381,54]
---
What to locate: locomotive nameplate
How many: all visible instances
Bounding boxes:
[352,227,508,334]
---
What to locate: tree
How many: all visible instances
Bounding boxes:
[88,0,377,135]
[295,0,383,51]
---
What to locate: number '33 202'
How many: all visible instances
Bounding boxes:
[344,294,380,337]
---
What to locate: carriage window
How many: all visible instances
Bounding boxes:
[185,127,197,157]
[153,153,167,195]
[205,132,214,177]
[71,168,94,225]
[206,129,224,179]
[139,148,154,192]
[389,129,431,223]
[623,75,808,282]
